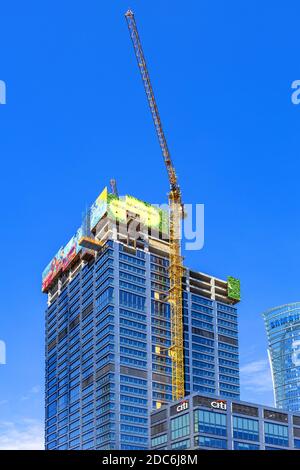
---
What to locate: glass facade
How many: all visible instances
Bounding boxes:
[171,413,190,440]
[264,422,289,447]
[263,303,300,411]
[194,410,227,436]
[189,296,240,398]
[232,416,259,442]
[151,393,300,450]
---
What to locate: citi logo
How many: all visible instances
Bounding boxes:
[176,400,189,413]
[211,400,227,410]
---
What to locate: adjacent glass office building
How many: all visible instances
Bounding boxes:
[43,188,240,450]
[263,303,300,412]
[151,392,300,450]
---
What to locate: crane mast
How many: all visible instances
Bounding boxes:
[125,10,184,401]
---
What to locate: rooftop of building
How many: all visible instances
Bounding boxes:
[42,186,240,306]
[262,302,300,319]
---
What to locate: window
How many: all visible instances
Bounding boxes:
[233,416,259,441]
[151,422,168,435]
[82,439,94,449]
[47,424,56,435]
[119,291,146,311]
[58,435,67,445]
[151,434,167,448]
[264,422,289,447]
[120,280,146,294]
[191,319,214,331]
[193,384,215,395]
[195,436,227,449]
[120,414,147,425]
[120,375,147,387]
[232,403,259,417]
[120,347,147,359]
[264,409,288,423]
[120,356,147,368]
[47,441,57,450]
[58,426,67,437]
[46,432,57,443]
[120,337,147,350]
[120,327,146,340]
[96,287,114,311]
[120,308,146,323]
[120,395,147,406]
[293,415,300,426]
[120,434,148,444]
[70,429,80,439]
[265,446,285,450]
[69,437,80,447]
[120,424,147,435]
[194,410,227,436]
[120,404,147,415]
[191,294,213,307]
[171,439,190,449]
[69,387,80,404]
[294,439,300,449]
[47,401,57,419]
[218,327,238,338]
[171,413,190,440]
[234,441,260,450]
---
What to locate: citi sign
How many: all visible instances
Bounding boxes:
[176,400,189,413]
[211,400,227,411]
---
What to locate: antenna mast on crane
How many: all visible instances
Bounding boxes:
[125,9,184,400]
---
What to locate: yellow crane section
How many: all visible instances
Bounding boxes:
[125,10,184,400]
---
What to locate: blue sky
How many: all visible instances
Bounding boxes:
[1,0,300,448]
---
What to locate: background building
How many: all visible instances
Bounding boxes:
[151,392,300,450]
[43,187,240,450]
[263,303,300,412]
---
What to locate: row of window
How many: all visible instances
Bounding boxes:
[153,410,298,450]
[169,411,291,447]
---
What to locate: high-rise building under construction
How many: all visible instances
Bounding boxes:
[43,188,240,450]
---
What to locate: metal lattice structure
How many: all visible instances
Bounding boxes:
[125,9,184,400]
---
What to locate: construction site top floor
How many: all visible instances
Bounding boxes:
[42,187,240,306]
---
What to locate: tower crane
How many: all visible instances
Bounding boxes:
[125,10,184,400]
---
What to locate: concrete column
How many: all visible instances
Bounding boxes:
[288,412,294,449]
[188,395,194,449]
[258,406,265,449]
[227,399,233,450]
[211,277,216,301]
